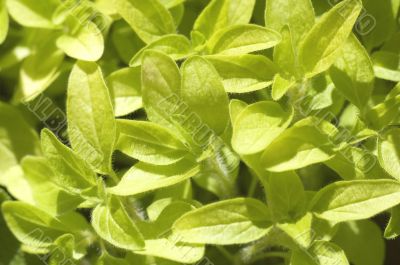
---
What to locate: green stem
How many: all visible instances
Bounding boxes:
[248,174,258,197]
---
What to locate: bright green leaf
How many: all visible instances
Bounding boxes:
[115,0,175,44]
[205,54,278,93]
[172,198,272,245]
[298,0,362,77]
[108,160,199,196]
[232,101,293,155]
[311,179,400,223]
[116,119,188,165]
[67,61,116,174]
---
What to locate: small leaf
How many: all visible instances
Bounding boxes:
[298,0,362,77]
[271,73,296,101]
[325,146,389,180]
[56,16,104,62]
[229,99,248,124]
[232,101,293,155]
[385,205,400,239]
[1,201,70,249]
[209,24,281,55]
[116,119,188,165]
[181,56,230,135]
[194,0,256,39]
[7,0,59,28]
[115,0,175,44]
[292,241,349,265]
[265,0,315,46]
[97,253,129,265]
[67,61,117,174]
[205,54,278,93]
[367,89,400,129]
[372,51,400,82]
[311,180,400,223]
[92,197,145,251]
[330,34,374,110]
[130,34,191,67]
[273,26,297,78]
[333,220,385,265]
[261,117,338,172]
[41,129,97,193]
[378,128,400,180]
[267,171,306,222]
[141,50,181,129]
[106,67,142,117]
[108,160,199,196]
[18,37,64,101]
[21,156,83,215]
[173,198,272,245]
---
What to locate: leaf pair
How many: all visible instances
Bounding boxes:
[269,0,363,99]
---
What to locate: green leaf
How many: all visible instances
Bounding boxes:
[56,16,105,62]
[271,73,296,101]
[92,197,145,251]
[0,0,8,44]
[134,200,204,263]
[273,25,298,78]
[141,50,181,130]
[367,90,400,129]
[205,54,278,93]
[372,51,400,82]
[330,34,374,110]
[378,128,400,180]
[232,101,293,155]
[97,253,129,265]
[229,99,248,124]
[292,241,349,265]
[111,20,145,65]
[106,67,142,117]
[7,0,59,28]
[18,37,64,102]
[181,56,229,135]
[265,0,315,46]
[0,103,41,187]
[194,140,240,199]
[261,117,338,172]
[115,0,175,44]
[67,61,117,174]
[298,0,362,77]
[275,213,314,248]
[361,0,398,51]
[116,119,189,165]
[209,24,281,55]
[172,198,272,245]
[267,171,306,222]
[333,220,385,265]
[1,201,71,249]
[136,239,204,264]
[130,34,191,67]
[194,0,256,39]
[108,160,199,196]
[385,205,400,239]
[41,129,97,193]
[325,146,389,180]
[311,179,400,223]
[159,0,185,9]
[21,156,83,215]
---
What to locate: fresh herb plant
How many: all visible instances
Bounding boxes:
[0,0,400,264]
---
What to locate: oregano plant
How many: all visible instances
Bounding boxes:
[0,0,400,264]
